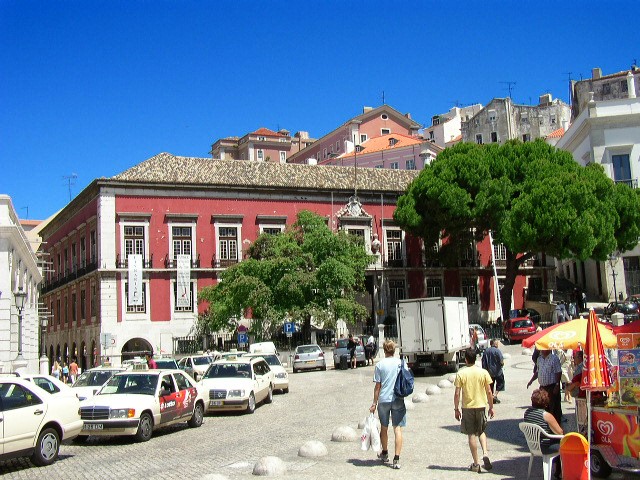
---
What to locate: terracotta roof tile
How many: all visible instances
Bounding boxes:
[252,127,285,137]
[338,133,425,159]
[112,153,418,193]
[546,127,565,139]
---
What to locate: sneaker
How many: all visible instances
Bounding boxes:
[469,463,481,473]
[378,452,389,464]
[392,459,401,469]
[483,456,493,471]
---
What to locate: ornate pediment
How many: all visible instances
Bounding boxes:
[336,195,371,218]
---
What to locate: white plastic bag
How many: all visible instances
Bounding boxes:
[360,414,371,451]
[361,413,380,452]
[369,414,381,453]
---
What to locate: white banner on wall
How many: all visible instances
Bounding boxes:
[128,254,143,306]
[176,254,191,308]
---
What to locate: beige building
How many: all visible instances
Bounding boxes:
[423,104,483,149]
[210,128,315,163]
[462,95,571,145]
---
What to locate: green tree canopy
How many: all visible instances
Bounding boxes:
[394,139,640,320]
[198,210,372,340]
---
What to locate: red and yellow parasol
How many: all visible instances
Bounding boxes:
[522,317,617,351]
[581,308,613,392]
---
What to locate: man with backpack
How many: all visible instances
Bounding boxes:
[369,340,407,470]
[454,348,495,473]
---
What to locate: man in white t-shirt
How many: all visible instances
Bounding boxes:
[370,340,406,469]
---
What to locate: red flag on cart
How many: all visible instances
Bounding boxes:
[581,308,612,391]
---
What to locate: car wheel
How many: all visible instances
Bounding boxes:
[188,402,204,428]
[292,367,298,374]
[283,387,289,394]
[135,413,153,442]
[264,385,273,404]
[590,450,612,478]
[72,435,89,443]
[31,427,60,466]
[246,392,256,414]
[321,364,327,371]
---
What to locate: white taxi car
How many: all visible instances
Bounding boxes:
[0,377,83,466]
[78,369,205,442]
[18,373,76,399]
[72,366,126,401]
[177,355,215,381]
[200,357,275,414]
[244,353,289,393]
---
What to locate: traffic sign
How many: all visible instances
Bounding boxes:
[284,322,295,334]
[237,324,248,333]
[238,333,248,345]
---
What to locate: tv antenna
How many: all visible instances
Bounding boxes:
[499,81,516,98]
[563,72,573,104]
[382,90,385,105]
[20,206,29,219]
[63,173,78,201]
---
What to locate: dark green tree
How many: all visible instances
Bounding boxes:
[394,140,640,321]
[198,210,371,341]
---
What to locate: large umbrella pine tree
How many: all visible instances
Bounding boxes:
[198,210,372,342]
[394,139,640,322]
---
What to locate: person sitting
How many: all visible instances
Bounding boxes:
[524,388,564,479]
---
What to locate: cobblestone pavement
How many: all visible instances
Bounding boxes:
[0,344,632,479]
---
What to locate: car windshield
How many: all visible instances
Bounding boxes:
[297,345,320,354]
[99,374,158,395]
[74,370,117,387]
[193,357,213,366]
[336,339,348,348]
[254,354,280,366]
[513,320,533,328]
[204,363,251,379]
[155,360,178,369]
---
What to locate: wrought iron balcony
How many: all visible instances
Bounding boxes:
[164,254,200,268]
[212,255,239,268]
[116,254,154,268]
[615,178,638,189]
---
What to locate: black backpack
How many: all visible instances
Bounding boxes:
[394,356,414,397]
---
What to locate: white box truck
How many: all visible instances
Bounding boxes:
[396,296,471,373]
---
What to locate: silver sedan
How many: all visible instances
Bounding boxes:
[292,344,327,373]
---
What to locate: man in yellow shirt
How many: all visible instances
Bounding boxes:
[454,348,495,473]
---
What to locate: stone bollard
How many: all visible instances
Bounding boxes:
[437,379,453,389]
[298,440,328,458]
[412,392,430,403]
[331,425,358,442]
[252,456,286,476]
[446,374,456,383]
[425,384,442,395]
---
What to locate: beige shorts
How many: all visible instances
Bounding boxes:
[461,407,487,436]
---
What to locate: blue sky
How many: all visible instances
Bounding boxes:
[1,0,638,220]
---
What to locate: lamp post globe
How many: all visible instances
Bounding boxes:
[14,287,27,361]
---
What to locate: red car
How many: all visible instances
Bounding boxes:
[503,317,536,343]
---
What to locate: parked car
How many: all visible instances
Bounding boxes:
[154,357,180,370]
[72,366,126,401]
[503,317,537,343]
[510,308,542,324]
[293,344,327,373]
[79,369,205,442]
[177,355,215,381]
[244,352,289,393]
[200,357,275,414]
[0,377,83,466]
[604,301,640,324]
[332,338,366,368]
[469,324,489,351]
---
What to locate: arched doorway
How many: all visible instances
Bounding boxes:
[80,341,87,371]
[121,337,153,361]
[91,340,97,367]
[63,343,68,364]
[56,344,61,362]
[49,345,54,367]
[72,342,77,363]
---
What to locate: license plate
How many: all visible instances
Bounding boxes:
[209,400,223,406]
[306,360,315,364]
[84,423,103,430]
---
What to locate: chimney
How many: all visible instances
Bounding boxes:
[627,71,637,99]
[592,68,602,79]
[307,157,317,166]
[363,106,373,113]
[539,93,552,106]
[405,112,412,119]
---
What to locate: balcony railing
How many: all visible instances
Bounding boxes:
[212,255,239,268]
[615,178,638,189]
[116,254,154,268]
[384,258,405,268]
[40,259,98,294]
[164,254,200,268]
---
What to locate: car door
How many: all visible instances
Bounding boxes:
[172,372,197,420]
[252,362,266,402]
[0,382,46,455]
[32,377,60,395]
[158,374,179,424]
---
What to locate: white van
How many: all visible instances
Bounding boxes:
[249,341,278,355]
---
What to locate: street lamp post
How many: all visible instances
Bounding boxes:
[608,253,620,305]
[14,287,27,361]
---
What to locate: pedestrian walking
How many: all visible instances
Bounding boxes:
[69,358,79,384]
[347,334,358,369]
[481,339,504,403]
[62,362,69,384]
[454,348,495,473]
[365,333,376,366]
[51,359,61,379]
[527,349,563,424]
[581,291,587,313]
[369,340,406,470]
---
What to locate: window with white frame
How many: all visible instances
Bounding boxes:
[390,162,399,169]
[406,159,416,170]
[90,230,97,263]
[323,148,327,159]
[80,236,86,267]
[91,283,96,317]
[389,279,406,305]
[360,134,368,144]
[493,243,507,261]
[124,226,145,259]
[257,149,264,161]
[171,226,193,260]
[386,229,403,263]
[262,227,283,235]
[279,151,286,163]
[336,141,340,151]
[125,282,146,313]
[71,243,77,271]
[381,128,390,135]
[173,281,194,312]
[426,278,442,298]
[461,277,478,305]
[218,226,239,264]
